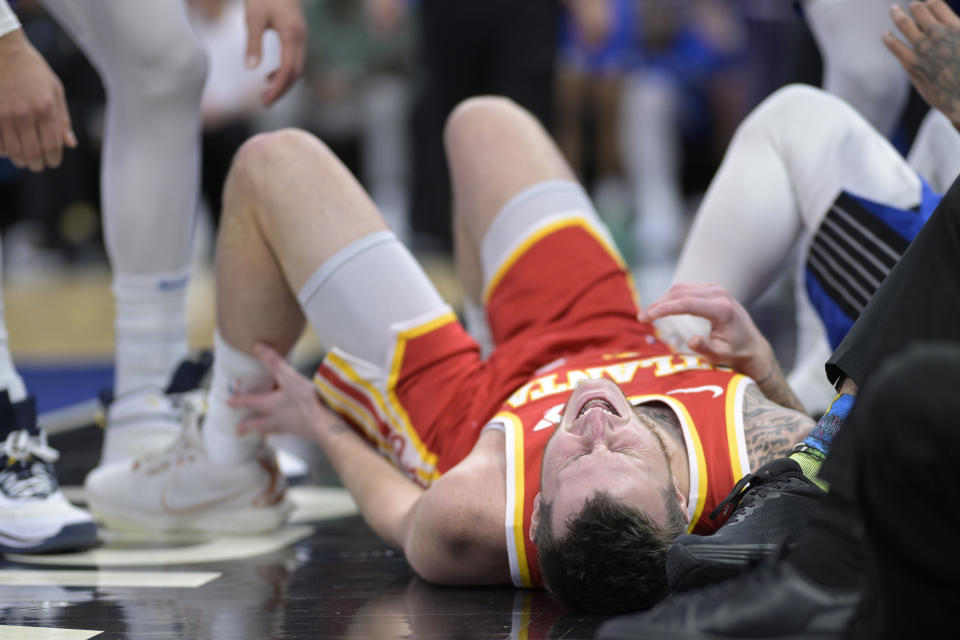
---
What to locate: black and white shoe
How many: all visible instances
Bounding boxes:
[0,392,99,554]
[668,458,825,592]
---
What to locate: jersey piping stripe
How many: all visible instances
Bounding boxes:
[482,217,632,305]
[385,312,460,475]
[316,364,434,486]
[497,412,531,588]
[724,376,752,482]
[324,351,440,486]
[313,376,393,459]
[629,394,707,533]
[315,361,389,436]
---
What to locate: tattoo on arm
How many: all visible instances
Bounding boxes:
[914,25,960,122]
[741,384,816,468]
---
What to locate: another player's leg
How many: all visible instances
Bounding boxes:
[40,0,208,465]
[660,84,923,414]
[0,251,97,553]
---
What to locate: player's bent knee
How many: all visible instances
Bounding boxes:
[443,95,525,149]
[231,128,332,183]
[120,39,208,102]
[738,83,854,140]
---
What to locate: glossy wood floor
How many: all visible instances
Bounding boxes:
[2,426,608,640]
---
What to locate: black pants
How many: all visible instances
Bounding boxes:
[844,345,960,638]
[820,177,960,636]
[409,0,559,249]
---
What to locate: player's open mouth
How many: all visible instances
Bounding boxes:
[577,398,620,418]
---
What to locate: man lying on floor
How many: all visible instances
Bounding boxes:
[86,94,816,613]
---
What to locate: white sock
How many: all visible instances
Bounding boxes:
[0,251,26,403]
[203,331,273,466]
[0,318,26,404]
[113,270,191,396]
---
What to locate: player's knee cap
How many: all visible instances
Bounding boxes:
[444,95,522,147]
[123,37,208,102]
[740,84,841,137]
[233,129,328,183]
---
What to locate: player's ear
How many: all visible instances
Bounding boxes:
[529,492,543,543]
[672,476,690,524]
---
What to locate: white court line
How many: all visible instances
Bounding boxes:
[288,486,358,523]
[0,570,220,588]
[0,626,101,639]
[6,525,314,567]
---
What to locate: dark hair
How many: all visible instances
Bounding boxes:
[534,489,686,614]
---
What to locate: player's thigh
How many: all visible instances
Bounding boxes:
[443,96,577,246]
[479,180,638,345]
[38,0,204,83]
[741,85,920,230]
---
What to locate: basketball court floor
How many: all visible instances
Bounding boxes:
[0,250,795,640]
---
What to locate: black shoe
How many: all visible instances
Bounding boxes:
[596,553,859,640]
[668,458,825,592]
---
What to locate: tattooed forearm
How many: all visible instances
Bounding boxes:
[748,357,806,414]
[741,384,816,468]
[914,25,960,123]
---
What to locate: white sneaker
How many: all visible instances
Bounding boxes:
[85,399,292,534]
[0,394,99,554]
[99,388,191,466]
[99,351,214,466]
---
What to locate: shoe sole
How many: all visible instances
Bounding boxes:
[0,521,101,554]
[88,499,294,535]
[668,543,779,592]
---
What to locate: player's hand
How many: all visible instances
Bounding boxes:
[0,29,76,172]
[232,342,337,443]
[244,0,306,106]
[639,282,774,381]
[884,1,960,127]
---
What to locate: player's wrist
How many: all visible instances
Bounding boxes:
[0,26,29,53]
[0,0,20,41]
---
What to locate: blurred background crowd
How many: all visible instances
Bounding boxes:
[0,0,933,326]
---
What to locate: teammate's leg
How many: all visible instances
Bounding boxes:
[39,0,207,463]
[0,245,97,553]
